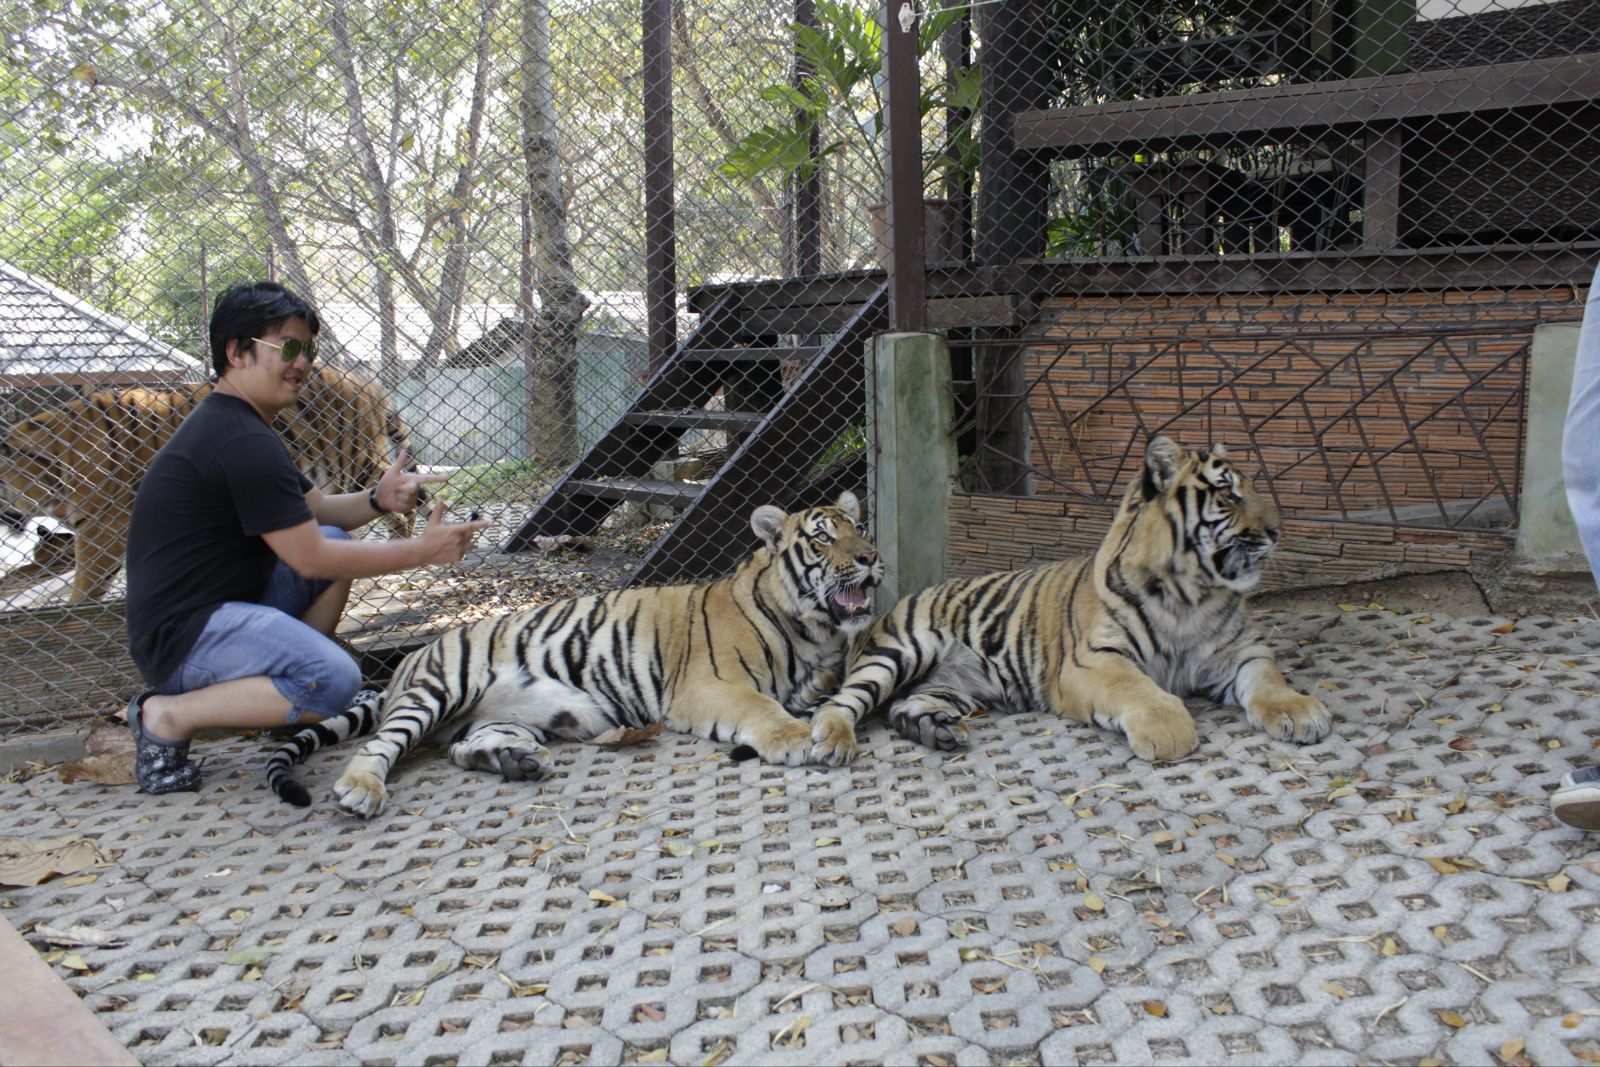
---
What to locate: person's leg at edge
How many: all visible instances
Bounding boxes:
[1552,260,1600,830]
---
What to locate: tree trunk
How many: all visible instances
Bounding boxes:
[521,0,588,469]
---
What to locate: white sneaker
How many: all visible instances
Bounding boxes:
[1551,765,1600,831]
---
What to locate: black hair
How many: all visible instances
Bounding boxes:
[208,281,321,379]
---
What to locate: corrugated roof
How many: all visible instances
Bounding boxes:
[0,261,203,385]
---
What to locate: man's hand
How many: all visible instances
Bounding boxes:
[373,448,445,514]
[415,499,491,564]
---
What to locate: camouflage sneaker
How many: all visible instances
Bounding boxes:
[1551,765,1600,831]
[126,692,201,795]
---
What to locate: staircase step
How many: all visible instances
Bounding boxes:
[622,409,766,431]
[681,345,821,363]
[568,477,703,506]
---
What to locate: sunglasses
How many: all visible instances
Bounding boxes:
[251,336,317,364]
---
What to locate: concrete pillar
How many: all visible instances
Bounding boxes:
[867,332,956,611]
[1516,322,1583,559]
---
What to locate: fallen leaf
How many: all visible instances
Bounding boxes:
[1425,858,1460,875]
[587,888,623,906]
[1549,873,1571,893]
[1564,1012,1582,1028]
[0,836,106,888]
[1500,1037,1526,1060]
[82,721,136,757]
[1087,956,1107,974]
[1083,893,1105,912]
[890,917,918,936]
[1436,1010,1468,1028]
[31,924,125,948]
[1321,982,1352,998]
[587,723,664,748]
[226,946,275,966]
[56,752,136,786]
[1382,937,1399,957]
[1491,622,1515,634]
[59,954,91,972]
[1447,737,1477,752]
[1143,1000,1167,1017]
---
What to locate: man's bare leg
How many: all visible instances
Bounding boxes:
[139,677,326,743]
[301,578,354,637]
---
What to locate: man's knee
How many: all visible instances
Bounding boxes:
[286,642,362,721]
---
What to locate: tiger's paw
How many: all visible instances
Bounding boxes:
[809,708,857,766]
[449,735,551,782]
[888,696,968,752]
[1119,697,1199,762]
[333,767,389,819]
[751,716,815,767]
[1248,689,1332,744]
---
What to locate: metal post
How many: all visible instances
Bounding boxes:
[882,0,925,333]
[643,0,677,374]
[794,0,822,276]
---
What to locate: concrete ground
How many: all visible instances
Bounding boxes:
[2,597,1600,1065]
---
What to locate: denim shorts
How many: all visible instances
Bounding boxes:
[154,526,361,722]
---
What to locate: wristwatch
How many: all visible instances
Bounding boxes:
[367,487,390,514]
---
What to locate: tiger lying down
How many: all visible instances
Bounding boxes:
[267,493,882,814]
[806,436,1332,765]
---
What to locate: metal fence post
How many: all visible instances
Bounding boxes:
[868,331,955,611]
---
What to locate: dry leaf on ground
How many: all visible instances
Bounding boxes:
[57,751,136,785]
[31,923,126,948]
[588,722,664,748]
[0,835,106,888]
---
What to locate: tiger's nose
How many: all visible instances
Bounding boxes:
[856,548,879,567]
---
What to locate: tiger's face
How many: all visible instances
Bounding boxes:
[0,414,70,521]
[1137,436,1281,593]
[751,491,883,634]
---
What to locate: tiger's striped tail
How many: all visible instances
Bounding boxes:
[266,689,385,806]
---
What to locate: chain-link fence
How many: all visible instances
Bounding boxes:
[2,0,1597,734]
[933,0,1596,589]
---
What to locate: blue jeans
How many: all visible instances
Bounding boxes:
[1565,261,1600,590]
[154,526,361,722]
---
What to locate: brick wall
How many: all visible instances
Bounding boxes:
[948,283,1587,589]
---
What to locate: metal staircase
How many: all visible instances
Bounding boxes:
[506,281,890,584]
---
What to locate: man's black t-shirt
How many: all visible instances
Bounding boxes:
[125,391,314,685]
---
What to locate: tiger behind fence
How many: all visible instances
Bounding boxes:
[806,436,1331,765]
[265,493,883,815]
[0,366,414,603]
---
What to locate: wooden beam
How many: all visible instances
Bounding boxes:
[683,243,1600,310]
[641,0,677,373]
[1016,52,1600,158]
[1363,123,1403,251]
[882,0,926,332]
[0,914,138,1066]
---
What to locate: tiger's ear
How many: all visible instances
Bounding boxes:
[1209,442,1228,460]
[1141,436,1186,500]
[751,504,788,548]
[833,491,860,523]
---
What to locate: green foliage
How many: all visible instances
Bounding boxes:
[718,0,978,196]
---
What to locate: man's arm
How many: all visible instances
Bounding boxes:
[264,500,489,580]
[306,486,384,531]
[306,448,445,531]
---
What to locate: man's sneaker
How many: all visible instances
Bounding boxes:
[1551,765,1600,831]
[126,692,201,795]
